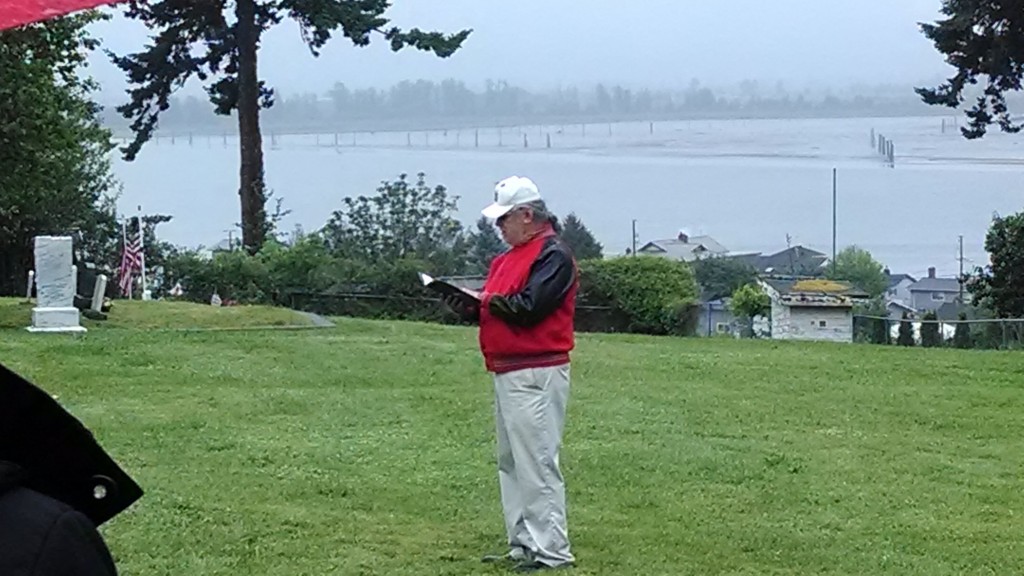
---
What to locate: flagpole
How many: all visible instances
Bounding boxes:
[137,205,147,299]
[121,216,131,300]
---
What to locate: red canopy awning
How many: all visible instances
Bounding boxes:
[0,0,121,31]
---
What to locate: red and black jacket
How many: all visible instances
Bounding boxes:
[475,228,578,374]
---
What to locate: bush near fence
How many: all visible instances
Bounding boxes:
[159,246,701,336]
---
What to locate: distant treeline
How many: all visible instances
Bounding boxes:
[98,79,983,137]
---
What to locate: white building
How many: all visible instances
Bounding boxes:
[759,278,870,343]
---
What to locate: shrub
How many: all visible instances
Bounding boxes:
[953,312,973,349]
[920,311,942,348]
[578,255,699,336]
[853,297,889,344]
[730,283,771,338]
[897,312,915,346]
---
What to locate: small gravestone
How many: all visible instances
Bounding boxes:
[27,236,86,333]
[91,275,108,313]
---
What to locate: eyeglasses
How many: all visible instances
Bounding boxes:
[496,206,527,226]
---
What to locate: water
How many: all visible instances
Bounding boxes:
[112,115,1024,278]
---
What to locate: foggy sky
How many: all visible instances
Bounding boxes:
[85,0,954,99]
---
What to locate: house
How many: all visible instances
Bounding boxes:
[909,267,967,312]
[884,269,916,306]
[758,277,870,343]
[727,245,830,277]
[635,231,729,262]
[758,245,830,276]
[934,301,972,322]
[887,300,917,321]
[696,298,737,337]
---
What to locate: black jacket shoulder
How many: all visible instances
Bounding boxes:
[0,463,118,576]
[488,235,577,327]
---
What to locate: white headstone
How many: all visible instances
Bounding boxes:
[26,270,34,300]
[27,236,86,333]
[91,274,108,312]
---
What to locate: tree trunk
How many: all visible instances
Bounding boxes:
[235,0,267,255]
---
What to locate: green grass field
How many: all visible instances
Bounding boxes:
[1,302,1021,575]
[0,297,318,330]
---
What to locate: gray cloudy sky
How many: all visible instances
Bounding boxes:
[86,0,953,98]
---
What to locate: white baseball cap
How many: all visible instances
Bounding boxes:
[482,176,542,220]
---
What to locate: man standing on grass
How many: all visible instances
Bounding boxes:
[444,175,578,573]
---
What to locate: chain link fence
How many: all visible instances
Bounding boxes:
[853,315,1024,350]
[284,290,637,334]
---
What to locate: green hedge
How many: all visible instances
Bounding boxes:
[578,255,700,336]
[159,245,701,335]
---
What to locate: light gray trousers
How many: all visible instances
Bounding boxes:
[492,364,574,567]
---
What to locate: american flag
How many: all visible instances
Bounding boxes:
[118,217,143,297]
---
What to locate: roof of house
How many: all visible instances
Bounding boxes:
[752,245,829,275]
[887,273,916,288]
[637,234,728,262]
[760,277,868,308]
[909,277,961,293]
[700,298,732,311]
[887,300,917,313]
[934,301,971,321]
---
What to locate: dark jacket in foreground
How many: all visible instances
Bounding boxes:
[0,461,118,576]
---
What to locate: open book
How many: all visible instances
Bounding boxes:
[419,272,482,307]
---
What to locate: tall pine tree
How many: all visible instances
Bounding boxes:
[468,216,505,274]
[108,1,471,254]
[916,1,1024,138]
[561,212,603,260]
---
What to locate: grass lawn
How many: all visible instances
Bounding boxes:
[0,305,1021,575]
[0,297,318,330]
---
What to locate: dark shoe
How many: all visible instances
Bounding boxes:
[512,559,574,572]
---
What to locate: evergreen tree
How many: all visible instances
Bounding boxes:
[560,213,603,260]
[692,256,757,301]
[920,311,942,348]
[468,216,506,274]
[966,212,1024,319]
[916,1,1024,139]
[953,311,973,349]
[108,1,470,254]
[0,12,120,294]
[897,312,915,347]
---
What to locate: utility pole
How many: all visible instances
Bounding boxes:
[832,168,837,276]
[958,234,964,303]
[631,219,637,256]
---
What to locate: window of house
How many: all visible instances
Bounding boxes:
[932,292,945,301]
[715,322,729,333]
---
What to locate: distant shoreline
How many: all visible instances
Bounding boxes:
[102,107,960,140]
